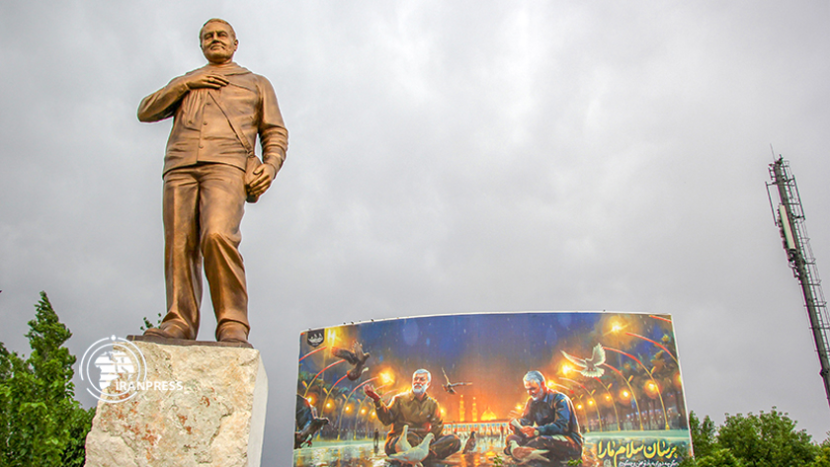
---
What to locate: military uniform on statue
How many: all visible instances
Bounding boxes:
[137,18,288,345]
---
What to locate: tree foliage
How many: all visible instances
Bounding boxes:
[0,292,95,467]
[139,312,162,332]
[717,408,817,467]
[814,441,830,467]
[684,408,824,467]
[689,411,717,459]
[696,448,744,467]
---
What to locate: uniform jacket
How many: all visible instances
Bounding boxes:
[138,62,288,175]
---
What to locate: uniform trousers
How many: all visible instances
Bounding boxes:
[161,162,249,340]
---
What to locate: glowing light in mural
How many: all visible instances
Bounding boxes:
[379,370,394,385]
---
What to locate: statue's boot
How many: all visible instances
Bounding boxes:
[143,322,189,340]
[216,321,250,345]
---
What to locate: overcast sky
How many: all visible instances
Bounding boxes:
[2,0,829,463]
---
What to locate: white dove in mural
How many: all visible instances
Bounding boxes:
[393,424,412,452]
[561,343,606,377]
[509,441,550,465]
[388,433,434,467]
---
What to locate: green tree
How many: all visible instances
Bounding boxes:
[716,408,818,467]
[139,312,162,331]
[682,410,829,467]
[689,411,718,459]
[809,437,830,467]
[0,292,95,467]
[696,448,744,467]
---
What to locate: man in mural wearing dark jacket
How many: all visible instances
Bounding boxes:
[506,370,583,466]
[364,369,461,462]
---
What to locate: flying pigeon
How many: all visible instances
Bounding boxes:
[388,433,435,467]
[561,343,606,377]
[332,341,370,381]
[441,367,472,394]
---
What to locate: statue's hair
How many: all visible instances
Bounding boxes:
[523,370,546,386]
[200,18,236,40]
[413,369,431,384]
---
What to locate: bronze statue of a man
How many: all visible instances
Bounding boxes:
[137,19,287,345]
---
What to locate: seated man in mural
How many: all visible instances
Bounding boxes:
[505,371,583,466]
[364,369,461,462]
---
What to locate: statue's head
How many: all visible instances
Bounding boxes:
[199,18,238,65]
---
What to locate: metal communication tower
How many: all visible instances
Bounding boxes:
[767,156,830,408]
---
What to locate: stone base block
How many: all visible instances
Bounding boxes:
[84,339,268,467]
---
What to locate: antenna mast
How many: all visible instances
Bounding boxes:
[767,156,830,408]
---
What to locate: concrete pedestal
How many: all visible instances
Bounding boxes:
[84,339,268,467]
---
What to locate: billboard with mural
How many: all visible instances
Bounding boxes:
[294,312,690,467]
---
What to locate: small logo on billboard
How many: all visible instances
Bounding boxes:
[80,336,147,403]
[307,329,325,347]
